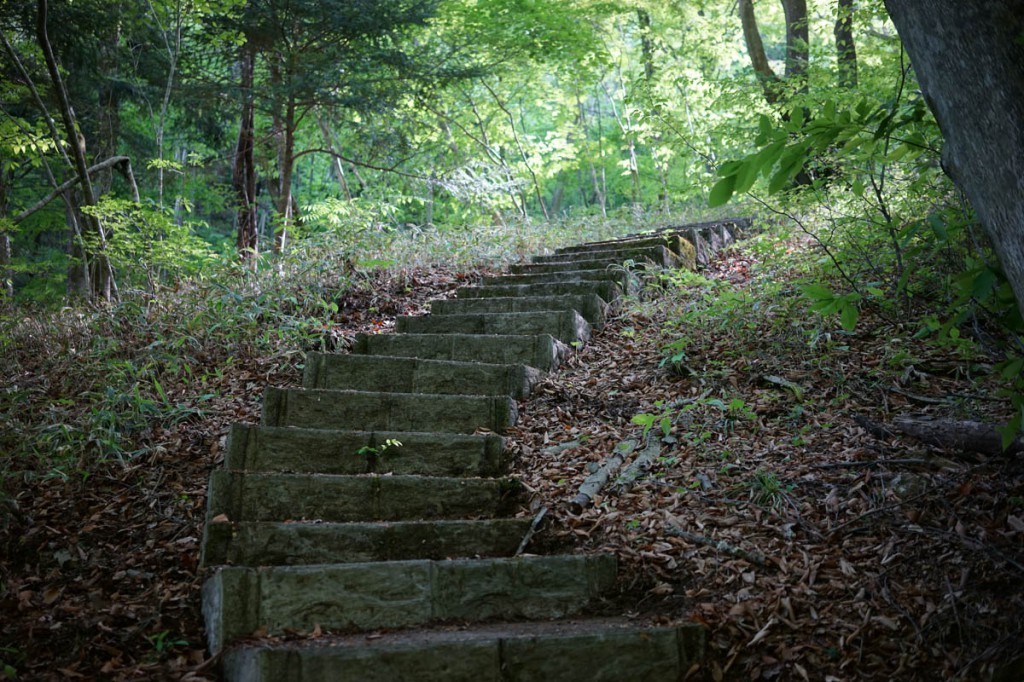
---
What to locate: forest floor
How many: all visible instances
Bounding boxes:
[2,236,1023,680]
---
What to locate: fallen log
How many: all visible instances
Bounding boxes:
[569,440,635,511]
[892,414,1023,456]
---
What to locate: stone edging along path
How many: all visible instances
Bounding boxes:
[199,219,747,680]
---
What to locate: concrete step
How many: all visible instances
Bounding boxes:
[222,619,705,682]
[532,244,681,269]
[351,333,569,372]
[508,258,635,275]
[303,353,542,399]
[556,233,693,260]
[395,310,590,346]
[223,425,508,478]
[429,294,609,328]
[202,518,534,567]
[261,387,517,434]
[456,280,621,304]
[482,269,630,288]
[202,554,618,653]
[205,471,522,524]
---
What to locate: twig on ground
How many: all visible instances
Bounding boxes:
[663,516,767,567]
[515,506,548,556]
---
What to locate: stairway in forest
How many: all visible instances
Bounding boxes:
[199,219,746,680]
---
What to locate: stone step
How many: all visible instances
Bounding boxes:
[202,518,534,568]
[205,471,522,524]
[303,353,542,399]
[395,310,590,346]
[455,280,621,304]
[223,425,508,478]
[202,554,618,653]
[222,619,705,682]
[532,244,681,269]
[261,387,517,434]
[351,332,569,372]
[482,269,630,288]
[508,259,633,275]
[555,233,693,258]
[429,294,610,328]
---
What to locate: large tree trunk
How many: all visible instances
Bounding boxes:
[738,0,808,104]
[835,0,858,88]
[883,0,1024,321]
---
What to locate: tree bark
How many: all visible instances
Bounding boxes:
[738,0,809,104]
[233,46,258,263]
[835,0,858,88]
[36,0,114,301]
[738,0,781,104]
[883,0,1024,321]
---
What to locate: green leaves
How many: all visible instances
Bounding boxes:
[801,283,861,331]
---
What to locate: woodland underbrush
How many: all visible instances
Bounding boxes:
[0,211,1021,679]
[511,225,1024,681]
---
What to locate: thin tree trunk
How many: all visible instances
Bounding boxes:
[37,0,113,301]
[146,0,183,208]
[233,46,258,263]
[316,112,352,200]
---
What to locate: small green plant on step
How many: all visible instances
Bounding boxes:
[356,438,403,459]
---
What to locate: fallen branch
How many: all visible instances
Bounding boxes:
[515,506,547,556]
[892,414,1022,456]
[570,439,634,511]
[612,437,663,492]
[812,458,932,470]
[664,516,767,567]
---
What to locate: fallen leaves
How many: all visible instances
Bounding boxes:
[509,249,1024,681]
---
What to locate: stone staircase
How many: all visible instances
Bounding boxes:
[199,220,742,680]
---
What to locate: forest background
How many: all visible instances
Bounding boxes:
[2,0,1023,678]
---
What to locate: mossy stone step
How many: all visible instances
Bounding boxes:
[351,332,569,372]
[395,310,590,345]
[222,619,705,682]
[205,471,522,524]
[508,259,635,275]
[531,244,681,269]
[429,294,609,328]
[202,518,534,568]
[202,554,618,653]
[482,269,630,288]
[262,387,517,434]
[455,280,621,304]
[555,232,693,258]
[223,425,508,478]
[303,353,542,399]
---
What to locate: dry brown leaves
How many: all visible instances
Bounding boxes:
[0,265,485,680]
[509,250,1024,681]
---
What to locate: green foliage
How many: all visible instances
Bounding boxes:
[357,438,403,459]
[81,197,217,291]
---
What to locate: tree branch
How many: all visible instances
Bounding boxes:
[14,156,135,224]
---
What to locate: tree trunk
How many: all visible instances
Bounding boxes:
[0,169,12,301]
[37,0,114,301]
[738,0,809,103]
[883,0,1024,321]
[835,0,858,88]
[233,47,258,263]
[738,0,781,104]
[781,0,808,89]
